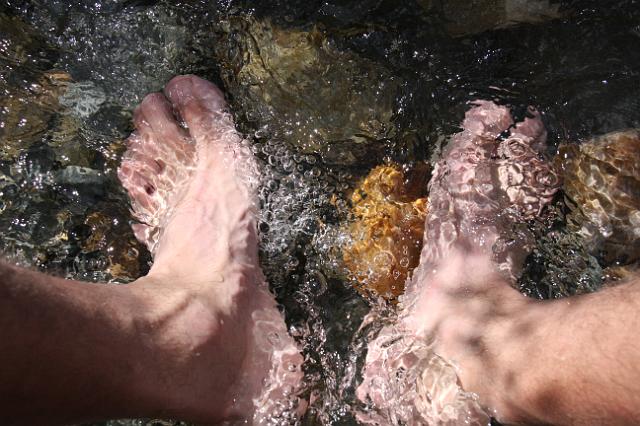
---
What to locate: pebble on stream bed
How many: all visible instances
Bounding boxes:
[342,164,429,301]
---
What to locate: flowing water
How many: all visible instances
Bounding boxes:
[1,0,640,424]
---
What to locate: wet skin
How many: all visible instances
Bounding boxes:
[357,101,561,423]
[118,75,304,423]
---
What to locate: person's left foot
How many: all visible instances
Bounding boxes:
[118,75,303,423]
[357,101,560,424]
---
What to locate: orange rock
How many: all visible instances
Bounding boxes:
[343,164,429,300]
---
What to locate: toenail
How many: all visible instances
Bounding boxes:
[154,159,166,173]
[165,76,195,101]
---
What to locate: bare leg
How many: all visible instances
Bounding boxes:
[0,75,303,424]
[435,259,640,425]
[0,263,161,424]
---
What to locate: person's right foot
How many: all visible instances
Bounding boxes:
[118,75,303,423]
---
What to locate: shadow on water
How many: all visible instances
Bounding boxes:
[1,0,640,424]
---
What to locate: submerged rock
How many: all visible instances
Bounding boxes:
[558,129,640,265]
[55,166,106,186]
[0,12,56,69]
[59,81,107,119]
[0,70,72,160]
[603,264,639,283]
[81,211,146,281]
[343,164,429,301]
[0,12,66,160]
[0,13,143,281]
[418,0,565,37]
[213,16,399,162]
[519,225,603,299]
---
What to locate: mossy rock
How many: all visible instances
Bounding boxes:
[213,16,399,162]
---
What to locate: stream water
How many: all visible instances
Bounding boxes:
[1,0,640,424]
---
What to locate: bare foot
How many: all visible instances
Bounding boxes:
[118,75,303,424]
[357,101,560,424]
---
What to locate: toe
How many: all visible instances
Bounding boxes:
[131,223,153,246]
[135,93,187,139]
[464,100,514,138]
[128,93,196,194]
[134,92,195,155]
[164,75,230,143]
[118,151,161,222]
[511,108,548,150]
[120,135,163,190]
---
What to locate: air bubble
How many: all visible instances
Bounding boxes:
[267,179,279,191]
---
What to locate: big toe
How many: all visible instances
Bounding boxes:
[164,75,230,143]
[462,100,514,138]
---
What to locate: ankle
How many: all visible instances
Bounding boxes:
[484,293,546,423]
[125,277,246,421]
